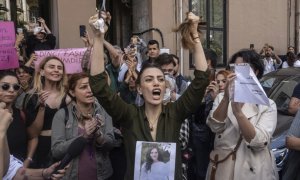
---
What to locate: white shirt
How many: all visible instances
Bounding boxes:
[282,60,300,68]
[263,57,282,75]
[3,155,23,180]
[118,62,141,82]
[295,60,300,67]
[140,161,169,180]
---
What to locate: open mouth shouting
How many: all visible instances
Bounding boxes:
[152,88,162,100]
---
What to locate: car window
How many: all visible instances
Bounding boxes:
[260,76,289,95]
[261,77,276,94]
[270,77,300,111]
[274,91,290,111]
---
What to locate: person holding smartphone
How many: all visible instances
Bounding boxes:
[26,17,56,58]
[262,45,282,75]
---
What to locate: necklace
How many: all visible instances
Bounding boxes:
[146,114,159,132]
[148,120,156,131]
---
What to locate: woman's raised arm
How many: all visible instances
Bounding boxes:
[90,13,106,76]
[188,13,208,72]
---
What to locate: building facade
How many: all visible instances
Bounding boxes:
[1,0,299,76]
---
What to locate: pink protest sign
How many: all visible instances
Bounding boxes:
[0,21,16,48]
[0,47,19,70]
[35,48,87,74]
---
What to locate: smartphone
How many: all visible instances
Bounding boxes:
[17,28,23,34]
[250,44,254,49]
[79,25,86,37]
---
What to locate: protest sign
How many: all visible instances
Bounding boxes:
[0,48,19,70]
[233,63,270,106]
[0,21,16,48]
[134,141,176,180]
[0,21,18,70]
[35,48,87,74]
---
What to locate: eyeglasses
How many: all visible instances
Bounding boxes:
[0,83,21,91]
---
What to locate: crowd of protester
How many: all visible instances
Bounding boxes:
[1,9,300,180]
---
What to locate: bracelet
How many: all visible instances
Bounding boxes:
[26,157,33,162]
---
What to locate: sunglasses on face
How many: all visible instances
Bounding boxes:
[0,83,21,91]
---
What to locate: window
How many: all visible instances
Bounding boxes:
[189,0,226,68]
[0,0,8,20]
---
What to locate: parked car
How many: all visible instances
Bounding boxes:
[260,67,300,173]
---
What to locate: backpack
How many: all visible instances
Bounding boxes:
[62,106,69,125]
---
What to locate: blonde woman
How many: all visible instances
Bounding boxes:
[24,56,70,168]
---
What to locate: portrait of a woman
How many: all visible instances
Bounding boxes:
[140,146,169,180]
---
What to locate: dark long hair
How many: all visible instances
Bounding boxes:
[229,49,264,79]
[145,146,164,172]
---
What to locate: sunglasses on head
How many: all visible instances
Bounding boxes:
[0,83,21,91]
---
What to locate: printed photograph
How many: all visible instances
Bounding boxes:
[134,141,176,180]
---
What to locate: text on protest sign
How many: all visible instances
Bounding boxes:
[0,21,16,48]
[0,48,19,70]
[233,63,269,106]
[35,48,87,74]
